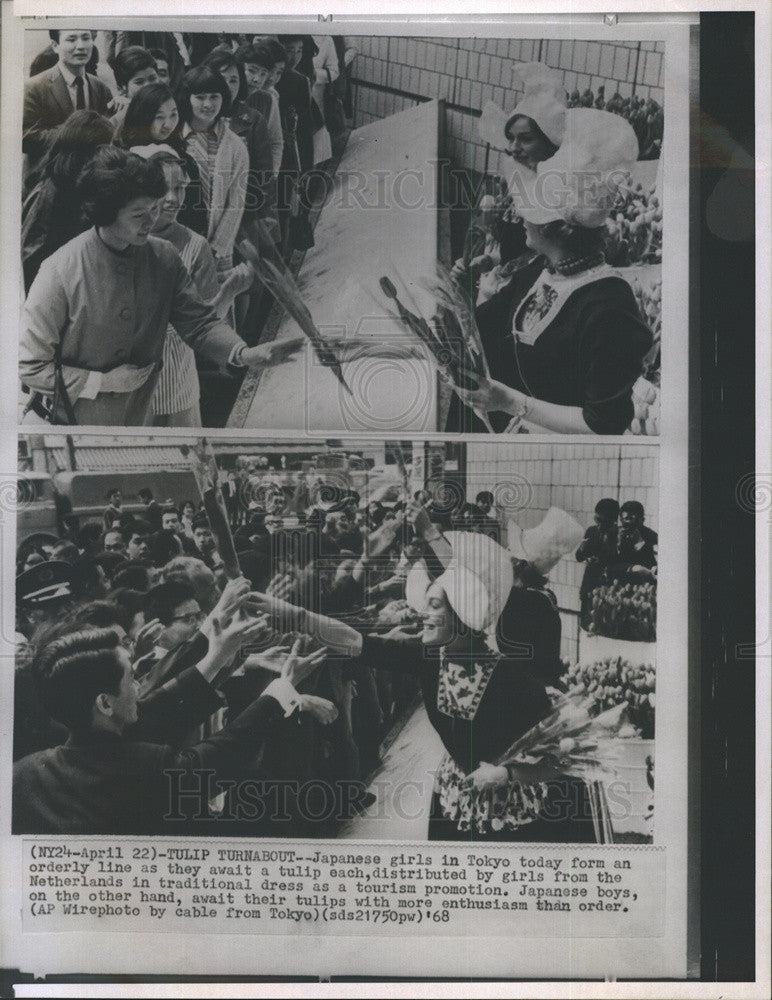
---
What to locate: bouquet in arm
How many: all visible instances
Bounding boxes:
[379,267,495,432]
[495,692,629,784]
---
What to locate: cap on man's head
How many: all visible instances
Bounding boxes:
[16,560,74,606]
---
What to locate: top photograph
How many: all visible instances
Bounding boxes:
[17,28,665,434]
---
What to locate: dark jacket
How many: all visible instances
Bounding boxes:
[13,690,287,835]
[23,65,112,163]
[275,68,314,174]
[229,99,278,220]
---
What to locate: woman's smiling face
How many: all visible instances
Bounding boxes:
[189,91,223,128]
[505,115,554,170]
[421,581,456,646]
[150,98,179,142]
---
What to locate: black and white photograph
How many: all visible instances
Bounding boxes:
[3,5,767,992]
[13,434,656,843]
[16,28,663,434]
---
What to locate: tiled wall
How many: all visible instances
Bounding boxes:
[347,36,665,177]
[464,441,658,662]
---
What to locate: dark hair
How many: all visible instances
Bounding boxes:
[620,500,645,519]
[50,540,80,565]
[48,29,95,44]
[30,108,111,193]
[111,562,153,592]
[511,558,550,591]
[263,39,288,66]
[176,65,232,125]
[111,587,147,621]
[237,41,275,71]
[595,498,620,518]
[71,598,133,634]
[92,551,129,581]
[71,557,109,600]
[123,519,153,543]
[120,84,180,149]
[191,512,211,531]
[77,147,166,227]
[144,580,197,626]
[504,113,558,157]
[138,488,154,502]
[476,491,494,506]
[31,45,61,77]
[538,219,608,257]
[203,45,248,103]
[106,487,121,501]
[76,522,104,550]
[149,48,169,67]
[113,45,157,91]
[35,628,124,730]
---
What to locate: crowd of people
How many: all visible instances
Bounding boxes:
[20,29,356,427]
[14,468,604,842]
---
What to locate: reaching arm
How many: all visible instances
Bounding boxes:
[249,592,363,657]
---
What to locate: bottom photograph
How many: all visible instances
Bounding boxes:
[13,434,657,844]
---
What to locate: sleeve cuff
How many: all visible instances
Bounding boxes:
[228,343,247,368]
[263,678,301,717]
[79,370,103,399]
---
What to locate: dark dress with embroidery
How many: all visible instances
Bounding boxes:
[360,633,595,841]
[460,262,652,435]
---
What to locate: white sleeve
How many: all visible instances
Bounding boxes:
[262,678,301,717]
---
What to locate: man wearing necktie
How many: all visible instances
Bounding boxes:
[23,28,113,166]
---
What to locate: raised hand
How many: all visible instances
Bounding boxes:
[242,643,291,673]
[133,617,164,659]
[207,612,271,672]
[209,575,251,625]
[279,638,328,687]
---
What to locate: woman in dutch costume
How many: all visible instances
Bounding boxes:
[455,79,652,436]
[253,505,598,842]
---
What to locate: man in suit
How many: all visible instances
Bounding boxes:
[23,28,113,165]
[11,619,317,835]
[576,497,620,628]
[611,500,658,583]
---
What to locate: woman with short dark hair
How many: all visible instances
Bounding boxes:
[19,145,302,426]
[176,65,248,279]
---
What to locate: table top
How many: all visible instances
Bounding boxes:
[228,100,442,434]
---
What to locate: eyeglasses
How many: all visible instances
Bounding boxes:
[171,610,204,626]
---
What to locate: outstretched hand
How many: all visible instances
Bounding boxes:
[241,337,305,369]
[280,637,328,687]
